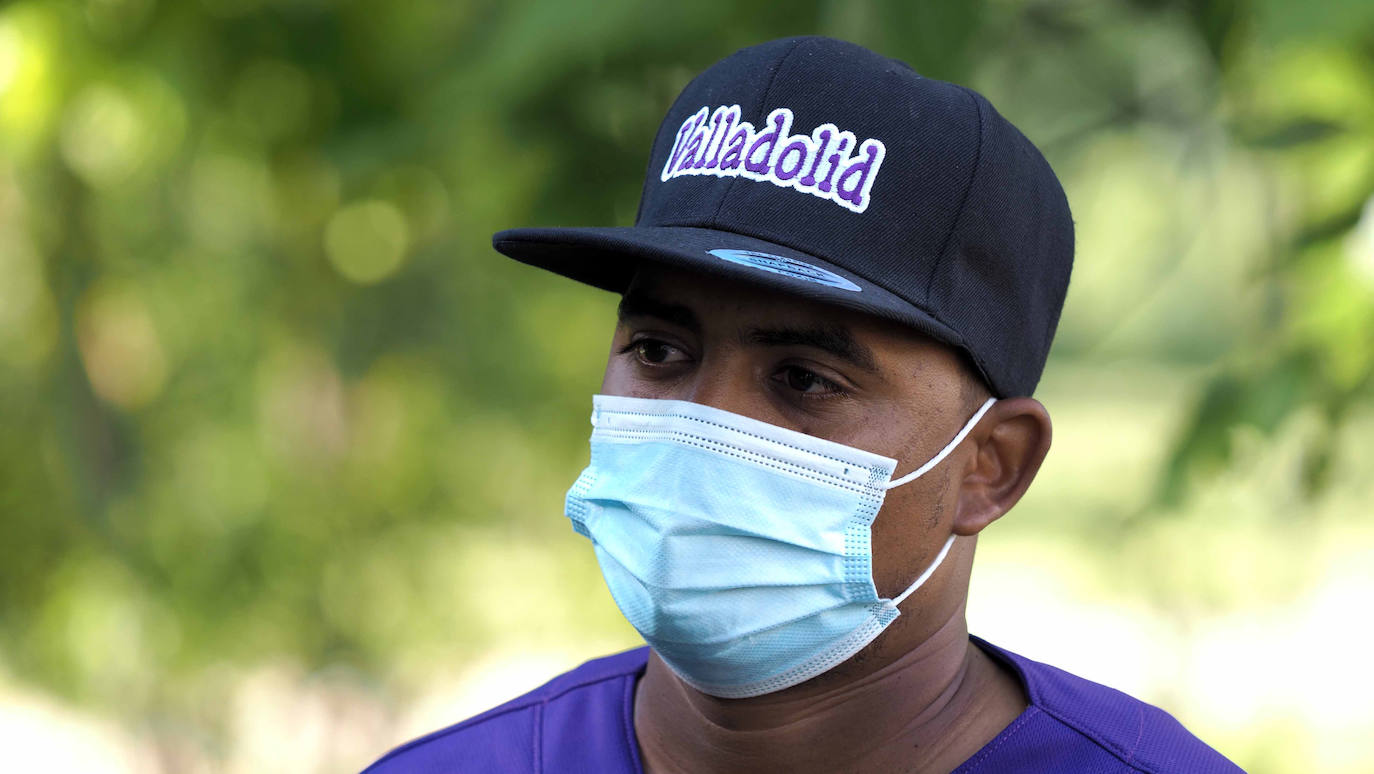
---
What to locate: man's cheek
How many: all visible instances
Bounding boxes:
[869,496,916,595]
[600,360,629,394]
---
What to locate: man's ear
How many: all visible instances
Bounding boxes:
[952,397,1052,536]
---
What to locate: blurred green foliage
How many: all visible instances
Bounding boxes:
[0,0,1372,770]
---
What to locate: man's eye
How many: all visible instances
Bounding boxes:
[778,365,840,395]
[632,339,686,365]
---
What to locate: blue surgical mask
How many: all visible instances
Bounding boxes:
[565,393,997,699]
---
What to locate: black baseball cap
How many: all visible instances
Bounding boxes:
[493,36,1073,398]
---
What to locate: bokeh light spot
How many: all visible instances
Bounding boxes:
[58,73,185,189]
[0,21,20,96]
[60,85,143,188]
[0,7,58,153]
[75,282,168,410]
[324,200,409,284]
[1347,194,1374,283]
[257,343,349,466]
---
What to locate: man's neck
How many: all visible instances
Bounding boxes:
[632,614,1027,774]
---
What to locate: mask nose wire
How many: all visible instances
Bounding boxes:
[884,397,997,490]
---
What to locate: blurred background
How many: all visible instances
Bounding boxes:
[1,0,1372,772]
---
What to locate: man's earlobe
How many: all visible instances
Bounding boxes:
[951,398,1052,536]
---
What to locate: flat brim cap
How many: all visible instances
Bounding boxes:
[494,224,969,356]
[492,36,1074,398]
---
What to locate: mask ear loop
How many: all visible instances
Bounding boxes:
[892,534,957,606]
[883,397,997,607]
[885,397,997,490]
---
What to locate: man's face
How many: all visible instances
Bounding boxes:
[600,265,986,621]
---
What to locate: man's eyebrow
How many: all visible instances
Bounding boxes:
[743,324,880,373]
[617,291,701,333]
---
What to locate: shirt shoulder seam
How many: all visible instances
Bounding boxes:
[532,701,544,774]
[1034,701,1156,773]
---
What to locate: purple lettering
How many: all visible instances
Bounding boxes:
[774,139,810,181]
[744,109,790,175]
[798,128,832,188]
[818,136,850,193]
[663,108,707,180]
[706,109,737,170]
[677,131,705,172]
[659,104,886,213]
[694,110,726,170]
[719,125,750,171]
[835,139,885,210]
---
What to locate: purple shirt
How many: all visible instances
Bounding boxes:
[364,636,1244,773]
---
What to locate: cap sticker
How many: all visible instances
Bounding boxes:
[707,249,862,292]
[662,105,886,214]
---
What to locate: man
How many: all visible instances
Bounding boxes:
[366,36,1243,773]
